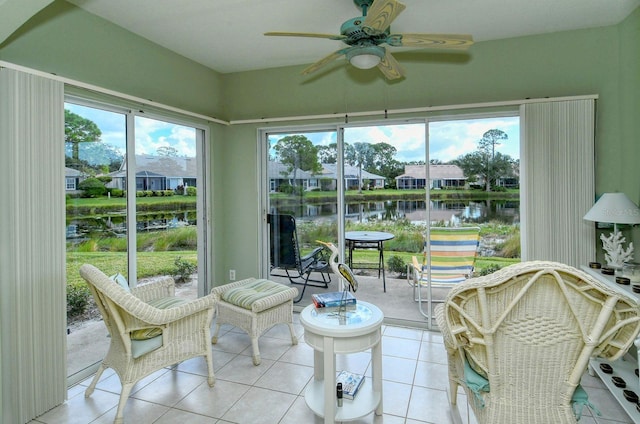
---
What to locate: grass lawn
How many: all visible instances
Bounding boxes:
[67,251,197,286]
[67,249,517,287]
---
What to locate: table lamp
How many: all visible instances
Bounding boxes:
[583,192,640,269]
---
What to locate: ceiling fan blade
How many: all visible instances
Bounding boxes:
[377,50,405,80]
[302,50,346,75]
[362,0,406,35]
[388,33,474,49]
[264,32,347,41]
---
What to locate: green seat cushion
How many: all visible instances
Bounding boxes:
[130,296,189,341]
[147,296,189,309]
[130,327,163,340]
[131,337,163,359]
[222,279,289,310]
[463,354,490,408]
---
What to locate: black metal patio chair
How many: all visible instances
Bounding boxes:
[268,213,331,302]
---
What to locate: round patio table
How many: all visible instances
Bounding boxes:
[345,231,394,292]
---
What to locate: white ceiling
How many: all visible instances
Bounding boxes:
[67,0,640,74]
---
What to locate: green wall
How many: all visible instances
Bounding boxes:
[0,0,225,118]
[1,1,638,284]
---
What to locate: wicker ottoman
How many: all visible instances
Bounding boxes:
[211,278,298,365]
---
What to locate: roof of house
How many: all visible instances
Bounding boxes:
[267,162,386,181]
[396,164,466,180]
[321,163,385,180]
[115,155,197,178]
[267,161,317,180]
[65,167,85,177]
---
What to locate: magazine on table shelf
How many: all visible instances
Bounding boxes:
[312,291,356,308]
[336,370,365,399]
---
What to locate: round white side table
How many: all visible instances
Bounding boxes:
[300,300,384,424]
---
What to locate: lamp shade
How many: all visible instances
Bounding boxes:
[583,193,640,224]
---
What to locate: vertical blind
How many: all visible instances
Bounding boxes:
[0,68,66,423]
[520,99,596,267]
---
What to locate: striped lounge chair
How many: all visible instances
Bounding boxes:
[410,227,480,326]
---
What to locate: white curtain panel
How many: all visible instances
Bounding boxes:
[520,99,596,267]
[0,67,66,423]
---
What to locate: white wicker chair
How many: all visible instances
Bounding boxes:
[435,261,640,424]
[79,264,217,424]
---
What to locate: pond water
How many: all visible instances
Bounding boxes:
[275,199,520,226]
[66,198,519,243]
[66,210,197,242]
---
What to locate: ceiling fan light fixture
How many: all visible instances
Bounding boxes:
[347,46,384,69]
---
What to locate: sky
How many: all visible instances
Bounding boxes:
[271,116,520,163]
[65,102,197,158]
[66,102,519,164]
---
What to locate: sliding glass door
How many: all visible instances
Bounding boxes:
[261,114,521,325]
[65,99,208,384]
[263,129,340,292]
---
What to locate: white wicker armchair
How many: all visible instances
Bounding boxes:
[79,264,217,424]
[435,261,640,424]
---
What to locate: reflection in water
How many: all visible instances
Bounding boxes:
[66,210,196,242]
[274,199,519,226]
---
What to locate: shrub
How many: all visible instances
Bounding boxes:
[173,256,197,283]
[497,233,521,258]
[478,264,502,276]
[278,182,293,193]
[67,282,90,318]
[74,239,99,252]
[77,177,107,197]
[387,255,407,276]
[186,186,197,196]
[108,188,124,197]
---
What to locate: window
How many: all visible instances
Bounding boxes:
[65,177,76,190]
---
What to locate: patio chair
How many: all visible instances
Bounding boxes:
[268,213,331,302]
[435,261,640,424]
[79,264,217,424]
[410,226,480,324]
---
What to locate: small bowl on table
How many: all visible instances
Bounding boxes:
[616,276,631,285]
[624,390,638,403]
[600,363,613,374]
[612,376,627,388]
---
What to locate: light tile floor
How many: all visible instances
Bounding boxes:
[34,315,634,424]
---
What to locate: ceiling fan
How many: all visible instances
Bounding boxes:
[265,0,474,80]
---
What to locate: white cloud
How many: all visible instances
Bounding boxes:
[135,117,196,157]
[67,101,518,165]
[430,117,520,162]
[270,118,518,164]
[344,124,425,162]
